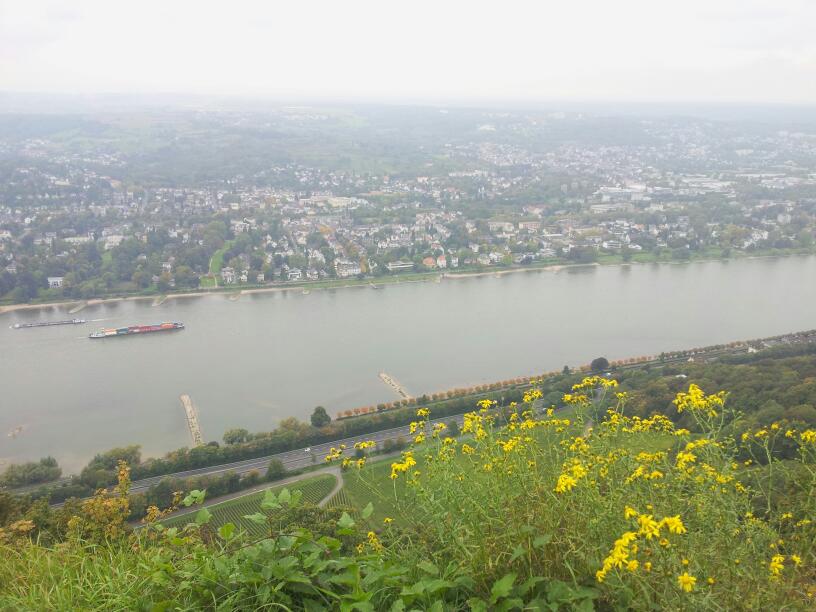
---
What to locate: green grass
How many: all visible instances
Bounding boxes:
[335,423,677,528]
[161,474,337,537]
[198,276,216,288]
[208,240,235,275]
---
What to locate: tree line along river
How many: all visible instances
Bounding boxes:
[1,255,815,473]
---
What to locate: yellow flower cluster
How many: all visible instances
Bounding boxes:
[555,473,578,494]
[390,450,417,480]
[476,399,496,412]
[497,436,523,454]
[625,464,664,484]
[462,412,488,440]
[769,554,785,578]
[572,376,619,391]
[675,451,697,471]
[357,530,384,554]
[342,457,367,469]
[597,509,688,584]
[596,530,638,582]
[416,407,430,418]
[601,410,675,435]
[324,447,344,462]
[568,436,590,453]
[354,440,376,450]
[554,459,588,493]
[563,393,590,406]
[673,383,726,417]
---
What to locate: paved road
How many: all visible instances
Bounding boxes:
[126,413,468,495]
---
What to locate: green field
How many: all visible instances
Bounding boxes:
[161,474,337,537]
[208,240,235,275]
[324,487,353,510]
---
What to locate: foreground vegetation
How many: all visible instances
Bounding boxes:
[1,374,814,609]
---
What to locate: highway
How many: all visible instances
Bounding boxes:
[126,413,469,495]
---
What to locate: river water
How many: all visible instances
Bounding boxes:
[2,256,815,472]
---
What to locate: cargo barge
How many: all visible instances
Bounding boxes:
[11,318,86,329]
[89,321,184,339]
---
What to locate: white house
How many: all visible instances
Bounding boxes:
[221,267,236,284]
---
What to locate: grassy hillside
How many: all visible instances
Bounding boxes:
[1,377,814,609]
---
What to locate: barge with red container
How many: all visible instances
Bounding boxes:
[88,322,184,339]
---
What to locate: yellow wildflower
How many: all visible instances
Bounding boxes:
[661,515,687,535]
[677,572,696,592]
[769,554,784,577]
[554,473,578,494]
[637,514,661,540]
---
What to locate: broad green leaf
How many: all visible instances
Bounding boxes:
[416,560,438,576]
[278,488,291,505]
[495,598,524,612]
[574,599,595,612]
[546,579,598,603]
[218,522,235,540]
[424,578,455,594]
[509,545,525,563]
[533,534,552,549]
[490,572,517,603]
[243,512,268,525]
[182,489,206,507]
[194,507,212,525]
[518,576,545,596]
[337,512,355,530]
[289,489,303,507]
[467,598,488,612]
[361,502,374,519]
[261,489,281,511]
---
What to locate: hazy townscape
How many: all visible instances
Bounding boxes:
[2,105,816,303]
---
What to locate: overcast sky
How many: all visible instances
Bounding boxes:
[2,0,815,105]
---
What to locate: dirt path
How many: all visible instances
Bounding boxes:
[318,469,345,508]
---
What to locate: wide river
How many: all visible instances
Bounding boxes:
[2,255,816,473]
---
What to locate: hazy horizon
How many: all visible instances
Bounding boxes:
[2,1,815,106]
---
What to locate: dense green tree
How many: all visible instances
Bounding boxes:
[266,459,286,481]
[0,457,61,487]
[310,406,331,428]
[590,357,610,373]
[222,428,250,445]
